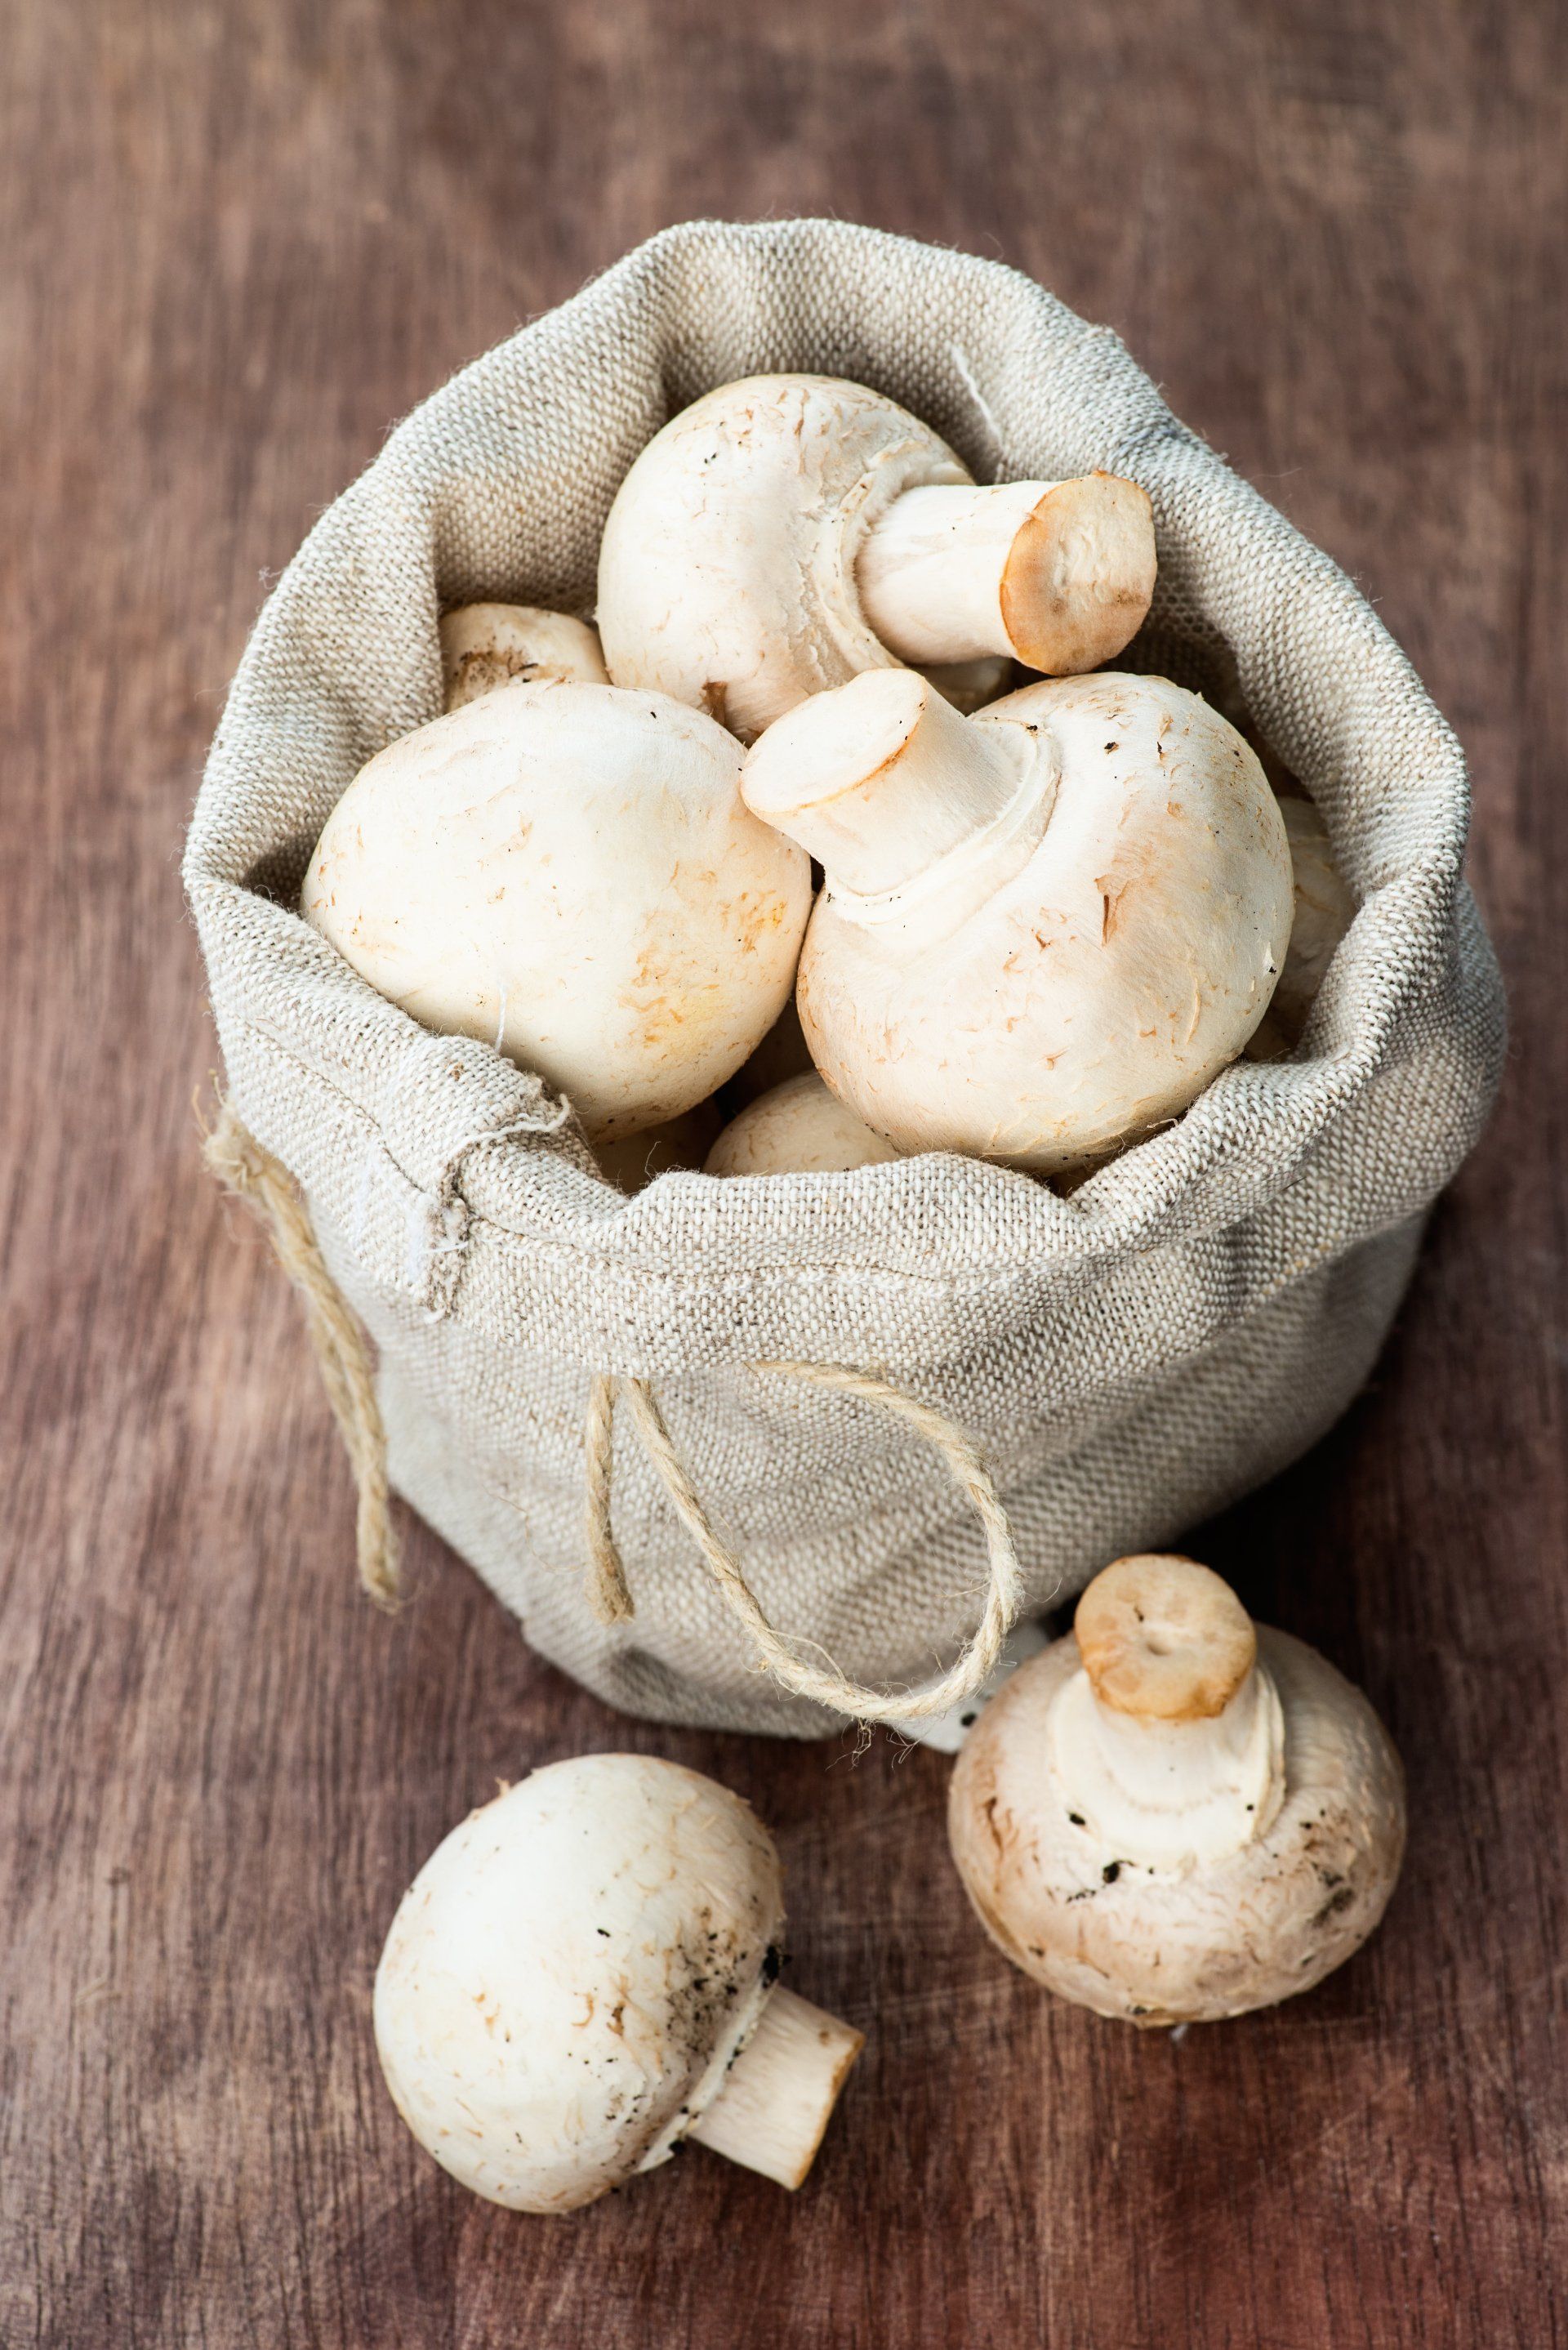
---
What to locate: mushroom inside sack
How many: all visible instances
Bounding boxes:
[947,1554,1406,2024]
[301,680,811,1143]
[374,1755,863,2214]
[741,667,1294,1175]
[439,603,608,709]
[705,1071,902,1175]
[596,373,1156,740]
[1246,796,1358,1059]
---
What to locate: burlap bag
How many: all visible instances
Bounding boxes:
[185,218,1503,1738]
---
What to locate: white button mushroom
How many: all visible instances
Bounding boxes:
[704,1071,902,1176]
[1245,798,1356,1061]
[301,680,812,1143]
[439,603,608,710]
[947,1555,1406,2024]
[1272,797,1356,1040]
[740,667,1294,1175]
[596,375,1156,741]
[374,1755,863,2213]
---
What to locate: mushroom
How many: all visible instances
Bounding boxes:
[439,603,608,709]
[740,667,1294,1175]
[1245,799,1356,1060]
[596,374,1156,740]
[947,1554,1405,2024]
[302,680,811,1142]
[374,1755,863,2212]
[1272,797,1356,1039]
[595,1101,725,1192]
[704,1071,902,1176]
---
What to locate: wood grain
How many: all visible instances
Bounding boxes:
[2,2,1563,2343]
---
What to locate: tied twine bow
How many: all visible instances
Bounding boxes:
[203,1101,1025,1723]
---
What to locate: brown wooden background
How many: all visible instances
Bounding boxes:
[2,2,1564,2343]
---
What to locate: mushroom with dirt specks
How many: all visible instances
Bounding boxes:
[705,1070,902,1175]
[374,1755,863,2213]
[439,603,608,709]
[741,667,1293,1175]
[301,680,811,1143]
[596,374,1156,741]
[947,1554,1405,2024]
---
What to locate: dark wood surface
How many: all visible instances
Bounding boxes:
[2,2,1563,2343]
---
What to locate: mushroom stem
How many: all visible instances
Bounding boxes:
[741,668,1054,900]
[1049,1660,1285,1870]
[858,473,1156,676]
[1052,1556,1285,1869]
[687,1987,864,2191]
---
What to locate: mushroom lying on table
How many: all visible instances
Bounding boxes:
[302,680,811,1144]
[740,667,1293,1175]
[439,603,608,709]
[375,1755,863,2213]
[947,1554,1405,2024]
[597,374,1156,739]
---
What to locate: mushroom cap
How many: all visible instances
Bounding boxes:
[596,374,969,741]
[374,1755,786,2214]
[705,1071,902,1176]
[949,1627,1405,2024]
[793,671,1294,1173]
[439,604,608,708]
[301,680,811,1142]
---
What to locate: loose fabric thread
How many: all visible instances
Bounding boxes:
[203,1105,1024,1721]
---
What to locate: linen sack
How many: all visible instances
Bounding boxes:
[185,218,1504,1738]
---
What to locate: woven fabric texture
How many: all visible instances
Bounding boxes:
[185,218,1504,1737]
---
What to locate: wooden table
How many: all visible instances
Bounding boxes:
[3,2,1561,2343]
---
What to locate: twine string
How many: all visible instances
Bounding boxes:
[582,1372,634,1625]
[199,1099,400,1608]
[202,1106,1025,1718]
[584,1363,1024,1725]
